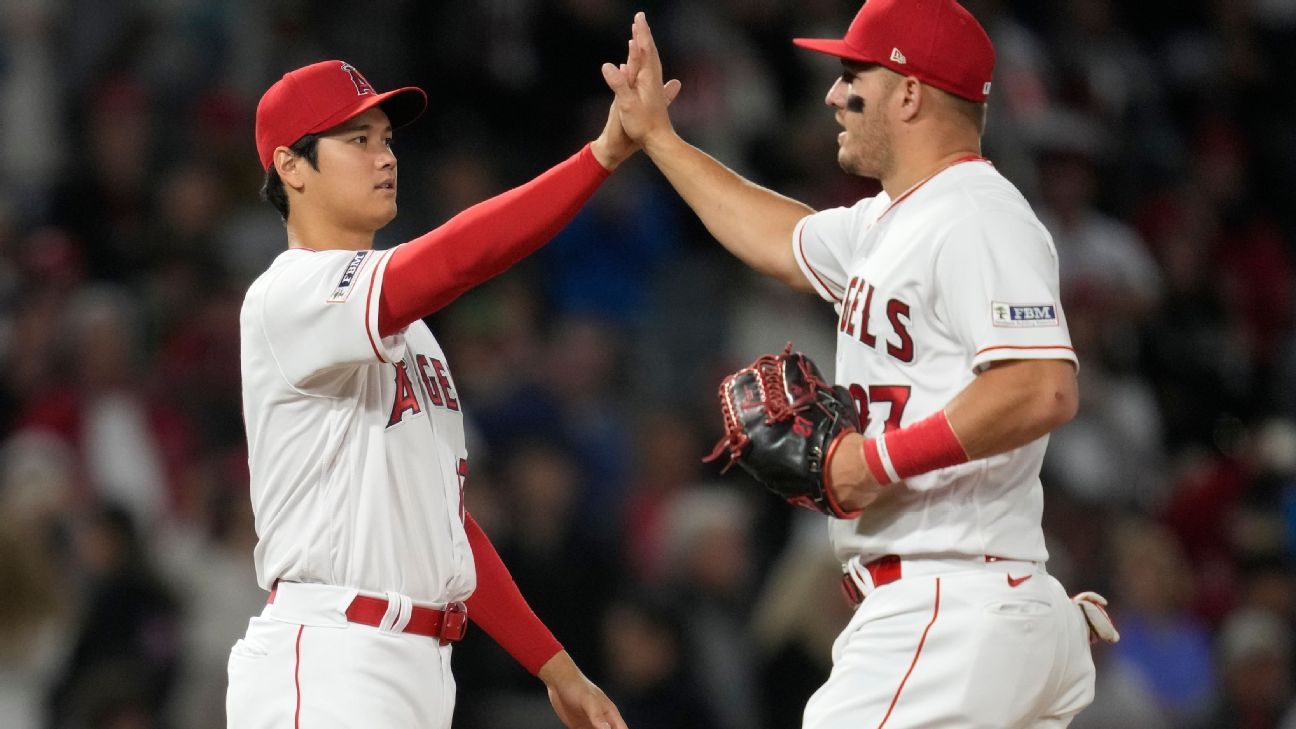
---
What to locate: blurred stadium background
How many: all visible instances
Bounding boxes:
[0,0,1294,727]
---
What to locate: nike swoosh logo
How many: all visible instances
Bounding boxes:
[1007,574,1033,588]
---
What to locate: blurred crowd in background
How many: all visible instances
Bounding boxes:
[1,0,1295,727]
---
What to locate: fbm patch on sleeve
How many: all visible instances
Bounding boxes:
[991,302,1058,328]
[327,251,371,303]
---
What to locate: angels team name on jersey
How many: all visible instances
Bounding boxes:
[837,276,914,363]
[389,353,460,427]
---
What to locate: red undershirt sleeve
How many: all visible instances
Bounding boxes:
[463,512,563,676]
[378,143,610,337]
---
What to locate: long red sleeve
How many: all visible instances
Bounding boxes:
[378,144,610,336]
[463,512,563,676]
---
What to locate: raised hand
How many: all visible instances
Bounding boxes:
[601,12,681,150]
[592,70,681,170]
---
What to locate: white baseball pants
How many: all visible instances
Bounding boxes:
[804,558,1095,729]
[226,582,456,729]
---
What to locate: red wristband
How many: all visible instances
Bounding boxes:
[863,410,969,484]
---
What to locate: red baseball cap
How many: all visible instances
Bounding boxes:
[793,0,995,103]
[255,60,428,170]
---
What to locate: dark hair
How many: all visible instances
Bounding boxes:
[260,134,321,221]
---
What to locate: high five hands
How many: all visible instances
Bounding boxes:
[592,12,682,169]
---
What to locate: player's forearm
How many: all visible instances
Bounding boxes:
[828,360,1077,511]
[644,132,815,291]
[462,513,564,675]
[378,144,609,336]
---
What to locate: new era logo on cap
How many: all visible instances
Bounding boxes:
[254,60,428,170]
[792,0,995,103]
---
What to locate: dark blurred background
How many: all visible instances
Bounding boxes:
[1,0,1295,727]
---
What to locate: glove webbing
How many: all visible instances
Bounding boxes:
[705,345,821,472]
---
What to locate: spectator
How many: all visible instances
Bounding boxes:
[1201,608,1295,729]
[46,504,180,729]
[1110,521,1217,725]
[659,487,763,729]
[600,593,719,729]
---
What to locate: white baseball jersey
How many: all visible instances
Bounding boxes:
[793,158,1076,565]
[240,247,474,604]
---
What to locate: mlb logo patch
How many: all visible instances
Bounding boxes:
[328,251,370,303]
[992,302,1059,328]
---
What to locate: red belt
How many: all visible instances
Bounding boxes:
[268,585,469,645]
[840,554,1018,606]
[841,554,902,606]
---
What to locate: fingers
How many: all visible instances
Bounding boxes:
[625,39,640,89]
[605,709,629,729]
[633,11,663,78]
[663,78,682,105]
[586,707,626,729]
[605,60,680,104]
[572,687,625,729]
[629,37,648,88]
[601,62,626,93]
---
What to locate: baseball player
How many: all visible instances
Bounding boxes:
[228,59,678,729]
[604,4,1114,727]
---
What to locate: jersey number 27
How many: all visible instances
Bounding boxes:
[847,384,912,433]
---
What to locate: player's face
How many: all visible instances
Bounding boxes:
[825,64,895,180]
[309,106,399,231]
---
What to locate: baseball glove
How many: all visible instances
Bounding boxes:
[704,345,862,518]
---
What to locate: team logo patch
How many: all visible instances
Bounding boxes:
[992,301,1059,327]
[328,251,370,303]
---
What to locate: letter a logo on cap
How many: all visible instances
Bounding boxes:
[340,62,375,96]
[890,47,907,64]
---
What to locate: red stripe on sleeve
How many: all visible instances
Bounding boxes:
[363,250,390,363]
[797,224,843,303]
[378,144,610,336]
[974,344,1076,357]
[463,512,563,675]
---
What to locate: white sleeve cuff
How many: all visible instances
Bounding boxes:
[970,344,1078,374]
[792,216,844,304]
